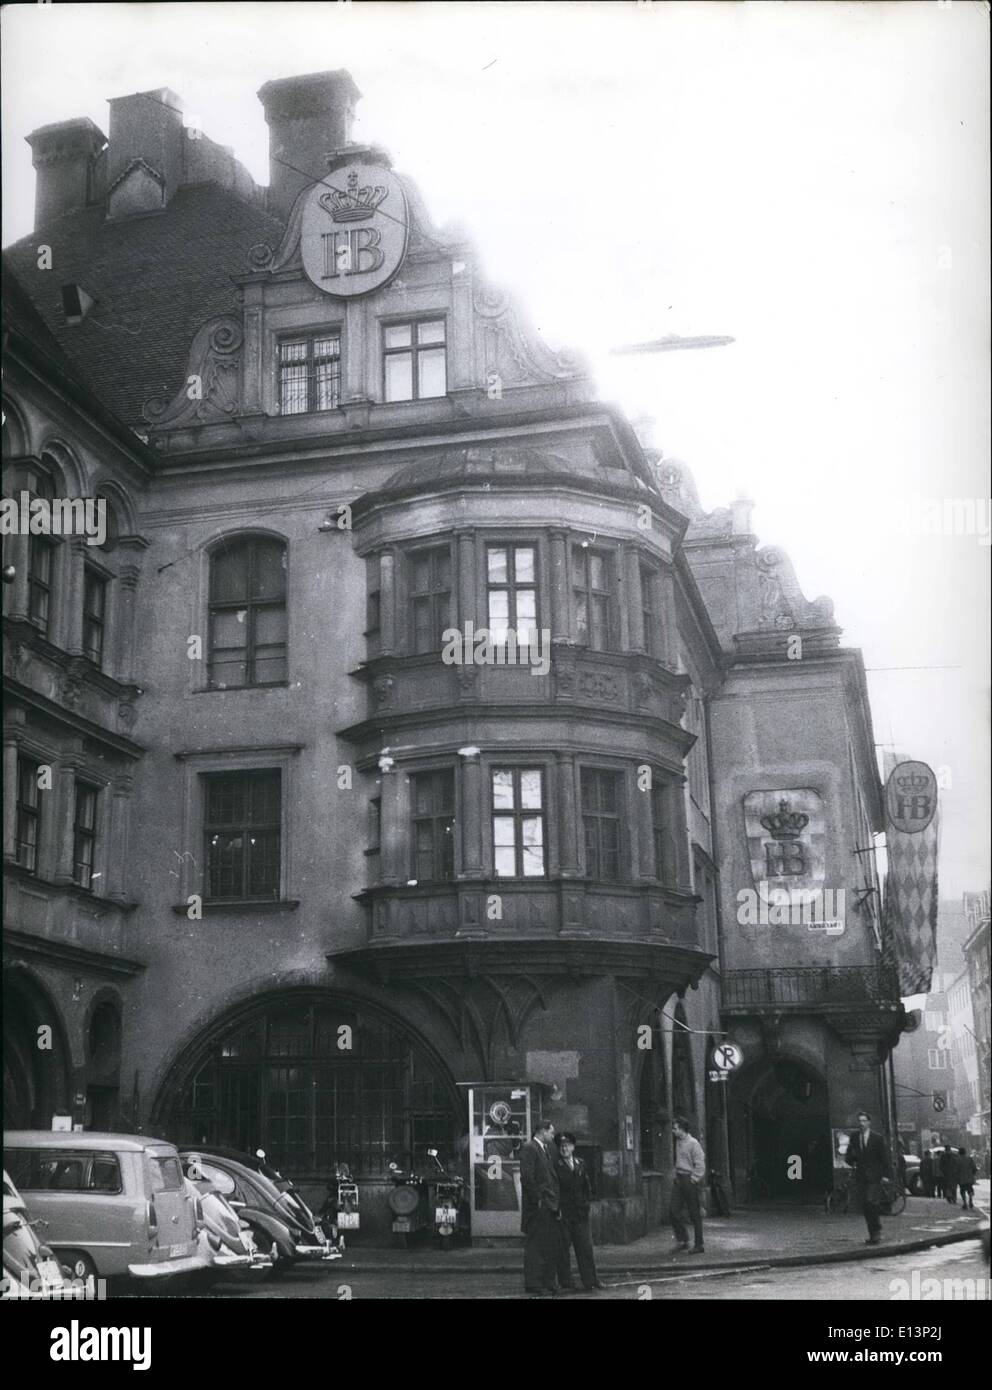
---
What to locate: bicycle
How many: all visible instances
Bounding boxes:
[825,1175,906,1216]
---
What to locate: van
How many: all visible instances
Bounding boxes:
[3,1131,207,1285]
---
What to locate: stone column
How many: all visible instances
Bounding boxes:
[2,734,21,861]
[379,762,406,886]
[556,753,580,877]
[345,299,368,401]
[113,564,141,683]
[379,549,397,656]
[616,544,631,650]
[548,529,570,642]
[659,565,679,667]
[458,750,484,878]
[61,538,87,657]
[455,529,476,631]
[105,774,133,902]
[52,752,85,886]
[4,533,31,621]
[626,548,645,653]
[636,770,658,881]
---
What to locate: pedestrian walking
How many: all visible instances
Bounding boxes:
[939,1145,957,1203]
[554,1132,602,1293]
[920,1149,934,1198]
[668,1115,706,1253]
[956,1148,977,1209]
[844,1110,892,1246]
[519,1119,561,1295]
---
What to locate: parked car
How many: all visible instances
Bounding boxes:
[4,1131,208,1287]
[2,1169,70,1300]
[181,1169,271,1280]
[902,1153,922,1194]
[179,1148,331,1276]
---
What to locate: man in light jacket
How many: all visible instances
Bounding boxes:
[669,1115,706,1253]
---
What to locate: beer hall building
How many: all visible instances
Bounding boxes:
[2,71,906,1241]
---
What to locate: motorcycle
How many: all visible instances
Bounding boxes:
[2,1170,70,1300]
[387,1156,430,1248]
[426,1149,464,1249]
[318,1164,358,1257]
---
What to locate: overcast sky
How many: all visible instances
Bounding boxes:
[2,2,989,897]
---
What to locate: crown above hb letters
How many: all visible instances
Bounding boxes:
[896,770,929,791]
[760,798,809,841]
[318,170,387,222]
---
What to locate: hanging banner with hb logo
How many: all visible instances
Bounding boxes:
[882,760,939,996]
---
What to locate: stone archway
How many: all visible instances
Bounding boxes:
[3,970,71,1129]
[730,1055,831,1201]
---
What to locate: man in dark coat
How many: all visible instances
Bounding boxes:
[844,1109,892,1246]
[956,1148,977,1209]
[939,1145,957,1203]
[555,1132,602,1293]
[519,1119,560,1295]
[920,1149,934,1198]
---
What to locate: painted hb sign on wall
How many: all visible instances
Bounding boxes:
[885,760,938,833]
[301,162,409,297]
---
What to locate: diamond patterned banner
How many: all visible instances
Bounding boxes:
[882,807,939,997]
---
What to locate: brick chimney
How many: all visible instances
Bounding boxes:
[257,70,361,221]
[25,118,107,229]
[106,87,185,214]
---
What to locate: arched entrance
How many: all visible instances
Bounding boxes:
[3,971,71,1128]
[153,991,460,1179]
[731,1057,831,1201]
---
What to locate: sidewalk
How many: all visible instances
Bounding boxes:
[335,1197,986,1277]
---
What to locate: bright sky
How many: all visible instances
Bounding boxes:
[2,2,989,896]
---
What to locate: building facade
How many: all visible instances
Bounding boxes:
[4,70,904,1240]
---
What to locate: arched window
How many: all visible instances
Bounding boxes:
[208,536,287,689]
[88,1001,122,1071]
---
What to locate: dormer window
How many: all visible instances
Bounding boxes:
[383,319,446,402]
[279,334,341,415]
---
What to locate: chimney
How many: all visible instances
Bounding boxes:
[25,118,107,229]
[106,87,185,212]
[257,70,361,221]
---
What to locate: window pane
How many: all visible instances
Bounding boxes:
[252,542,286,600]
[253,652,287,684]
[280,366,307,415]
[487,548,508,583]
[412,554,431,593]
[314,337,340,360]
[314,360,341,411]
[208,656,247,689]
[487,589,509,622]
[589,553,606,589]
[434,548,451,589]
[417,348,446,398]
[515,590,536,624]
[492,770,514,810]
[280,341,307,363]
[417,320,446,345]
[210,609,248,650]
[493,817,516,847]
[384,324,412,350]
[521,817,545,876]
[519,770,543,809]
[514,548,535,583]
[385,353,413,402]
[211,546,249,602]
[494,846,516,878]
[254,605,287,646]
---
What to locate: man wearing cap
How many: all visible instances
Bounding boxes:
[555,1132,602,1292]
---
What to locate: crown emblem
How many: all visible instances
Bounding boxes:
[318,170,387,223]
[760,798,809,841]
[896,771,929,791]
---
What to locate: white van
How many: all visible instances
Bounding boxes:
[3,1130,207,1285]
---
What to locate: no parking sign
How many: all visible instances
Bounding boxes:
[711,1042,744,1073]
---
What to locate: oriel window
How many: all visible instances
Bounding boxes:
[27,469,57,636]
[279,335,341,415]
[208,537,287,688]
[581,768,623,881]
[573,546,614,651]
[492,768,546,878]
[72,781,98,891]
[383,320,447,402]
[82,567,108,667]
[204,769,282,901]
[411,769,455,882]
[409,546,452,654]
[15,756,43,873]
[486,545,537,646]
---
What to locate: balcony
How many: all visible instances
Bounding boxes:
[723,965,902,1011]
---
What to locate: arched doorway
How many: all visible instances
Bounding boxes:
[154,991,460,1178]
[3,972,71,1128]
[732,1057,831,1201]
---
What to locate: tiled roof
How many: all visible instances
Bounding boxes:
[4,185,284,426]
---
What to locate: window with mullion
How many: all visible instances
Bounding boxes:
[573,546,614,651]
[72,781,98,890]
[82,567,108,667]
[410,769,455,882]
[208,537,287,689]
[204,769,282,901]
[650,776,667,881]
[492,767,546,878]
[27,536,55,634]
[409,545,452,654]
[581,768,623,881]
[279,335,341,416]
[15,756,43,873]
[640,564,661,658]
[382,319,447,402]
[486,544,538,647]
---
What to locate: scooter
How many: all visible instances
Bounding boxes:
[386,1157,429,1248]
[318,1165,358,1257]
[426,1149,464,1249]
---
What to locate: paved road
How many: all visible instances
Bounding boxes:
[192,1238,989,1300]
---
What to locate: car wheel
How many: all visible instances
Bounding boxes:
[254,1231,284,1279]
[63,1252,98,1298]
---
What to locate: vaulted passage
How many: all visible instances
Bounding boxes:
[159,994,459,1178]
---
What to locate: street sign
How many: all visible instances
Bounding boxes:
[712,1042,744,1073]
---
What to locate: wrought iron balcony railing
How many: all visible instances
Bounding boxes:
[723,965,901,1011]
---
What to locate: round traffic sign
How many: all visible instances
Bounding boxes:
[712,1042,744,1073]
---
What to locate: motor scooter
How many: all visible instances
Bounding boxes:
[386,1157,429,1248]
[426,1149,464,1249]
[318,1164,358,1257]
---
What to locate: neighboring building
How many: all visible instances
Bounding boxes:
[892,972,964,1156]
[946,969,980,1144]
[963,890,991,1148]
[3,69,903,1239]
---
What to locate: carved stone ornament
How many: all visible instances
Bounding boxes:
[142,317,243,428]
[371,674,395,709]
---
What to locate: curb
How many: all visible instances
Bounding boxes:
[328,1221,985,1278]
